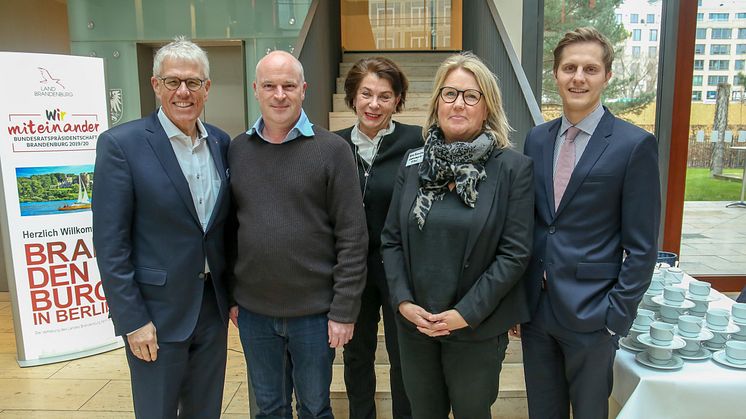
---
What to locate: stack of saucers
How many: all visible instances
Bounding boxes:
[729,303,746,342]
[674,314,714,361]
[665,267,684,284]
[620,308,656,352]
[703,308,741,351]
[636,321,686,370]
[712,341,746,369]
[685,280,717,317]
[640,273,665,313]
[652,286,694,323]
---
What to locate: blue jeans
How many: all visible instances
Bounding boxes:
[238,307,335,419]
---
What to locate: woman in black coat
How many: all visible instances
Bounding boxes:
[380,52,534,419]
[334,56,422,419]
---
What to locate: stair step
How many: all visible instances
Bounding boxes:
[333,336,524,365]
[332,93,433,112]
[329,396,529,419]
[329,111,427,131]
[337,76,434,93]
[342,51,457,63]
[330,363,526,397]
[339,62,441,78]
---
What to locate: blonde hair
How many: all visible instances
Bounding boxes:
[424,52,512,148]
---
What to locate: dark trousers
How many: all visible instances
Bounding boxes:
[521,291,618,419]
[125,281,228,419]
[343,280,411,419]
[397,326,508,419]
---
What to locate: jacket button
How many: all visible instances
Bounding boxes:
[549,226,556,234]
[198,272,206,279]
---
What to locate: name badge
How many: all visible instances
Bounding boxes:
[406,148,424,166]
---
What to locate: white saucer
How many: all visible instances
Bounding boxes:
[712,350,746,369]
[629,324,651,334]
[620,337,645,352]
[704,323,741,334]
[652,295,695,309]
[637,333,687,350]
[675,346,712,361]
[703,341,726,351]
[673,326,714,341]
[635,351,684,370]
[685,292,718,302]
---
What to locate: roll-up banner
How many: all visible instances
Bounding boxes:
[0,52,121,366]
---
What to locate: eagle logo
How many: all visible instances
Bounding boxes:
[37,67,65,89]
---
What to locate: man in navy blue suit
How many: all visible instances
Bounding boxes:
[520,27,660,419]
[93,37,231,419]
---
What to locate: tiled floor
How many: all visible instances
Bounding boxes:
[680,201,746,275]
[0,291,250,418]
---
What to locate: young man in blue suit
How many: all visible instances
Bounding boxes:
[520,27,660,419]
[93,37,231,419]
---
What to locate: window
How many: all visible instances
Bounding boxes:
[739,13,746,19]
[738,44,746,54]
[694,59,704,70]
[711,44,731,55]
[707,90,717,100]
[616,14,622,23]
[708,75,728,85]
[709,60,730,70]
[697,13,704,21]
[633,29,641,41]
[737,60,746,70]
[735,75,745,86]
[740,28,746,39]
[693,75,703,86]
[631,13,639,23]
[632,46,641,58]
[712,28,733,39]
[709,13,730,21]
[650,29,658,42]
[692,91,702,101]
[649,46,658,58]
[695,44,705,54]
[647,14,655,24]
[696,28,707,39]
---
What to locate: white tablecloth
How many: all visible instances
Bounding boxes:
[611,278,744,419]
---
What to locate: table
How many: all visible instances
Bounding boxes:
[726,146,746,208]
[611,276,744,419]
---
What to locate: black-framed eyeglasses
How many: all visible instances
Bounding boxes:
[439,86,483,106]
[158,77,206,92]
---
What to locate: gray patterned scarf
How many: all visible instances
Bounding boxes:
[413,126,494,229]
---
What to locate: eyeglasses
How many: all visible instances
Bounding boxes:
[439,87,483,106]
[158,77,206,92]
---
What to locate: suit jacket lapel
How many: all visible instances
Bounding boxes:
[463,148,502,261]
[554,111,614,218]
[204,133,228,232]
[399,163,420,254]
[543,120,561,218]
[145,113,201,225]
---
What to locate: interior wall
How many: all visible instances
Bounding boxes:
[0,0,70,54]
[493,0,522,59]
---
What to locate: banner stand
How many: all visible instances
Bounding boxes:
[0,52,122,366]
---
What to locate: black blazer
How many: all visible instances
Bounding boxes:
[334,121,423,277]
[381,144,534,340]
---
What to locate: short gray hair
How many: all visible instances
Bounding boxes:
[153,36,210,79]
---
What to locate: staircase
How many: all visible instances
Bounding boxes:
[329,52,456,131]
[327,52,529,419]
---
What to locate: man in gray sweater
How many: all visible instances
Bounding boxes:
[228,50,368,419]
